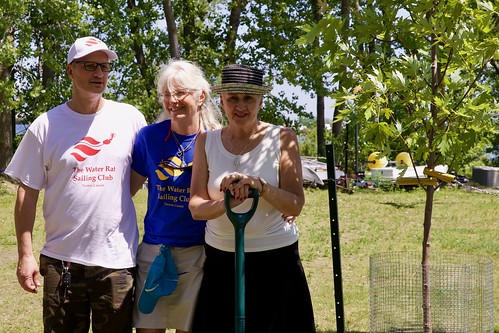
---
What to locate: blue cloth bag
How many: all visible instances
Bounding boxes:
[138,245,178,314]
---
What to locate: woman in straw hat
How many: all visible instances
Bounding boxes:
[130,59,222,333]
[189,64,315,332]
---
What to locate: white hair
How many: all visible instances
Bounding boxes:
[156,59,222,130]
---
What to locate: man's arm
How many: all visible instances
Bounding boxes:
[14,183,41,293]
[130,169,147,197]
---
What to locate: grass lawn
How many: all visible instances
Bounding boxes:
[0,177,497,332]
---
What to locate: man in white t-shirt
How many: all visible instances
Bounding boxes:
[4,36,147,333]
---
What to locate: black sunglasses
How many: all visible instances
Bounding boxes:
[73,61,112,72]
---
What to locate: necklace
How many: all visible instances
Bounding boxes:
[227,123,258,169]
[171,130,199,167]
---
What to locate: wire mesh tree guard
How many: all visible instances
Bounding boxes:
[370,252,494,333]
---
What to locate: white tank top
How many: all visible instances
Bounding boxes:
[204,124,299,252]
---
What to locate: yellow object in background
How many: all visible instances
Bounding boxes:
[396,177,438,186]
[423,167,456,183]
[367,152,388,169]
[395,152,412,167]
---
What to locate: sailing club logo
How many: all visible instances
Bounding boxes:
[70,133,115,162]
[156,156,192,181]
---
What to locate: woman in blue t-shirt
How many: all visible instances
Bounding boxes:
[130,59,222,333]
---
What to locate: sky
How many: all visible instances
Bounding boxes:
[272,83,335,121]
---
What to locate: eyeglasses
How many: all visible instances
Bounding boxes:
[160,90,196,101]
[73,61,112,72]
[160,159,192,171]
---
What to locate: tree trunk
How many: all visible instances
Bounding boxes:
[162,0,180,59]
[125,0,155,94]
[311,0,327,156]
[316,96,325,156]
[224,0,248,64]
[0,27,14,170]
[332,0,351,139]
[181,1,195,58]
[422,185,434,333]
[41,61,54,89]
[0,97,13,170]
[41,28,55,94]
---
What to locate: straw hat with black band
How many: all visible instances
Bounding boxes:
[212,64,273,95]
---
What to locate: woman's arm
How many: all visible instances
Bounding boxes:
[189,132,227,220]
[259,126,304,217]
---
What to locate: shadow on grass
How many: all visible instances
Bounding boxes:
[380,201,416,209]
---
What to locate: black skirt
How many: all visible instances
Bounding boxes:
[192,241,316,333]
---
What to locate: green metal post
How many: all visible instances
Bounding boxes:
[326,144,345,332]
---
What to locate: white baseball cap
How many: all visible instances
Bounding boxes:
[67,36,118,64]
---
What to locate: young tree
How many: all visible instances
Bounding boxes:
[303,0,499,331]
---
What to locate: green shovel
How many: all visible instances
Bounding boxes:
[224,188,259,333]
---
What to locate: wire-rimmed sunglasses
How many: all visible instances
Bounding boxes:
[72,61,112,72]
[160,89,198,101]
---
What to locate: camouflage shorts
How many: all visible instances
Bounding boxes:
[39,254,135,333]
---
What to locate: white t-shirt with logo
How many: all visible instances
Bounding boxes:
[5,100,147,268]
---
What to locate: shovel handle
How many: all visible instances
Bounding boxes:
[224,188,259,333]
[224,189,259,229]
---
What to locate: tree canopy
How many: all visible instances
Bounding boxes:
[303,0,498,173]
[1,0,497,174]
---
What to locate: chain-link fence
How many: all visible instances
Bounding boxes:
[370,252,494,333]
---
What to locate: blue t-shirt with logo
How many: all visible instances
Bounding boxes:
[132,120,206,247]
